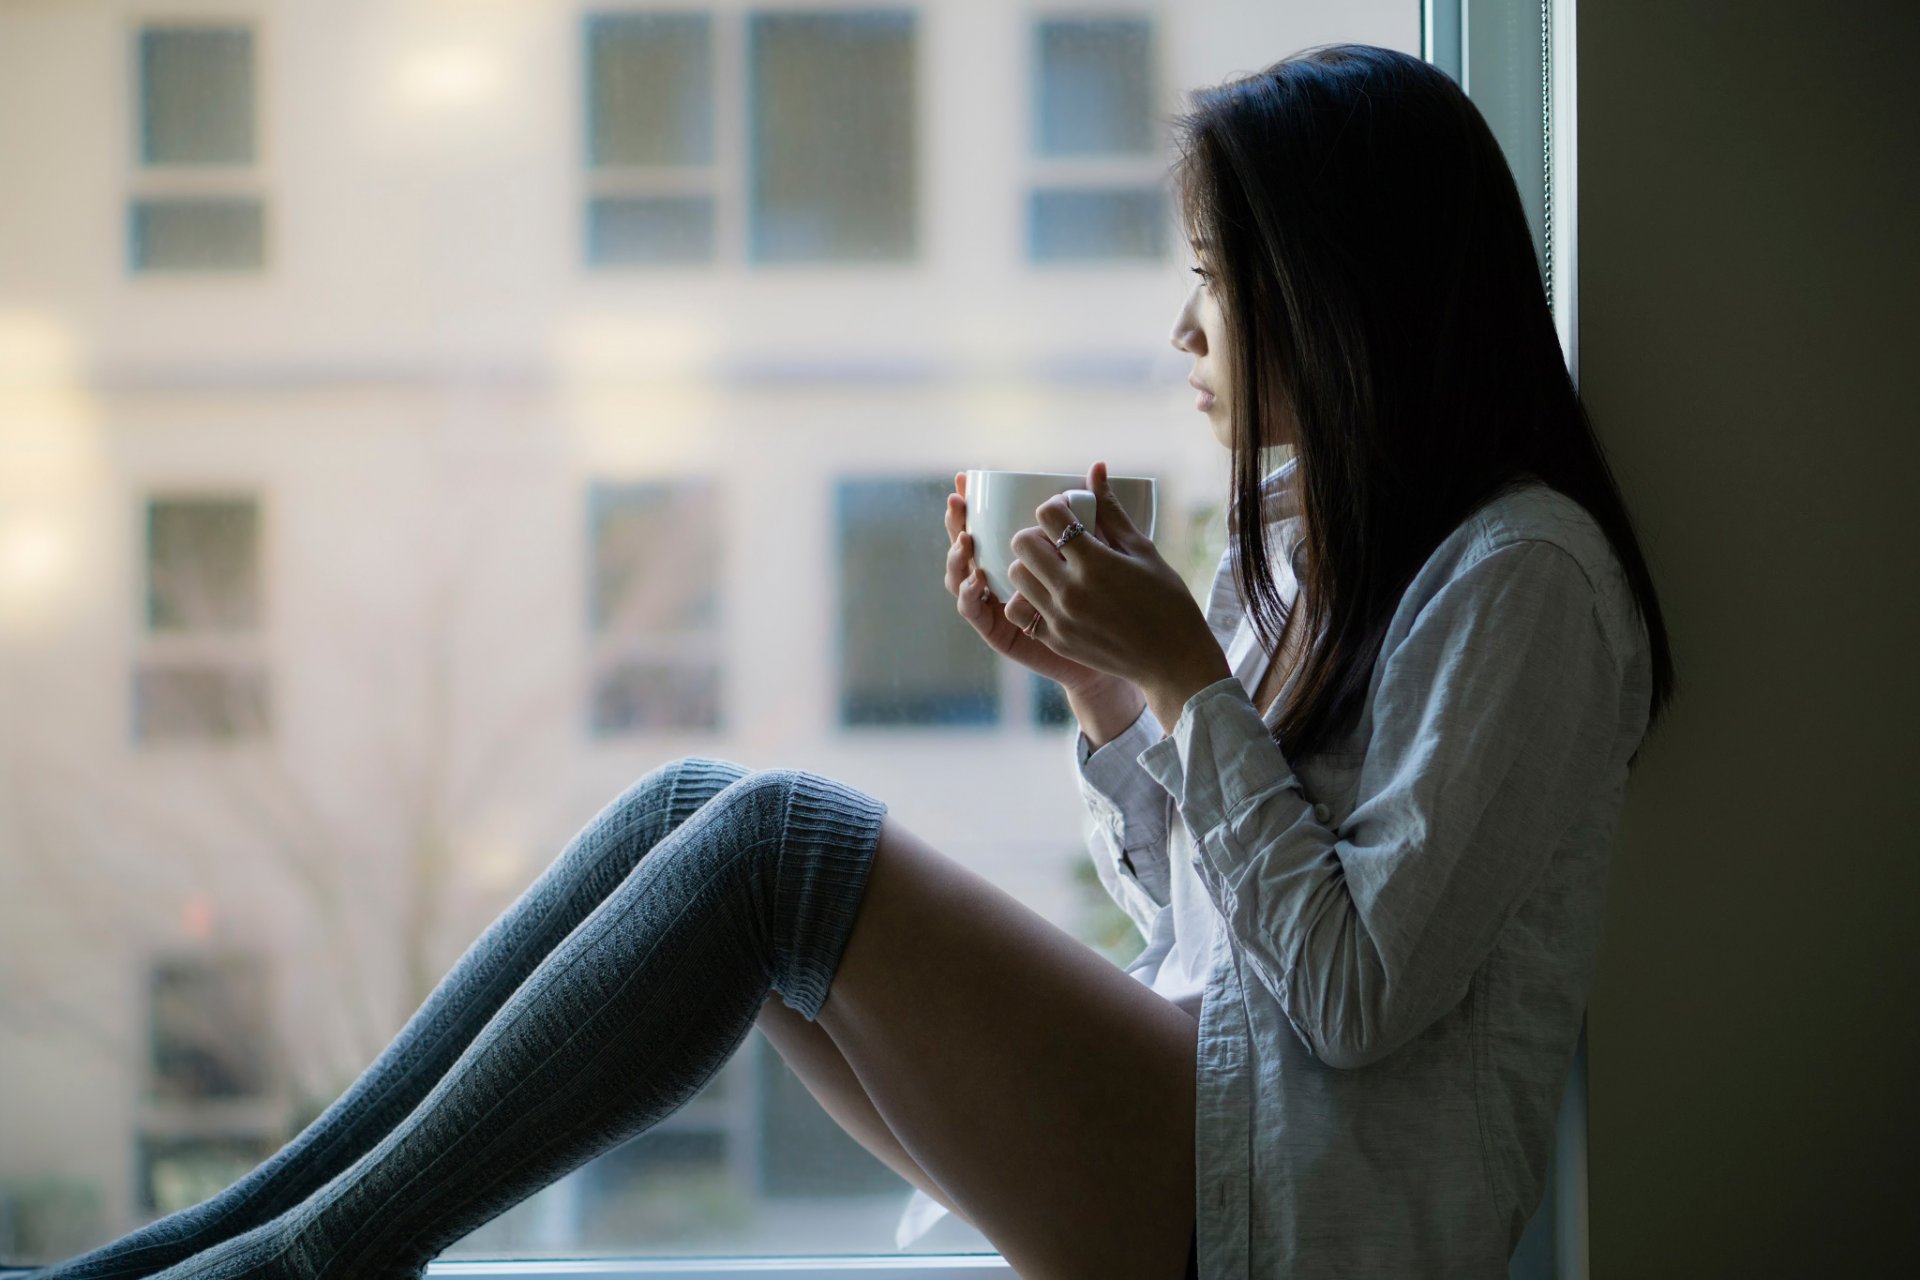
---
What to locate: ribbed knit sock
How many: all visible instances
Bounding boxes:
[35,758,883,1280]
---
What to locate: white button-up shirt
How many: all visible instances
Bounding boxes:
[1082,460,1651,1280]
[1072,456,1653,1277]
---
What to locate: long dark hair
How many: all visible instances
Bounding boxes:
[1172,43,1675,765]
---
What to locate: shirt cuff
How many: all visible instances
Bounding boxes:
[1074,702,1170,849]
[1136,676,1308,844]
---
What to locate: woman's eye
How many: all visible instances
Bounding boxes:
[1190,266,1211,283]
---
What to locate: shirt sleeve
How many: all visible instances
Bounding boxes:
[1136,539,1627,1069]
[1072,701,1174,938]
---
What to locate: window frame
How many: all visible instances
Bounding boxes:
[425,1261,1011,1278]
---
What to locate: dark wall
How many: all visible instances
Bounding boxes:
[1579,2,1919,1274]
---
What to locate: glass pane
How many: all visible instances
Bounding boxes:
[147,498,260,632]
[838,477,998,726]
[749,11,916,263]
[130,198,266,272]
[1028,186,1167,261]
[140,26,255,166]
[586,195,716,266]
[1,1,1436,1268]
[1035,18,1155,156]
[585,13,713,167]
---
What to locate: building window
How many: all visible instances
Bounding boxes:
[148,953,272,1102]
[1028,16,1166,262]
[584,12,717,266]
[581,8,918,268]
[138,952,278,1215]
[587,480,723,733]
[135,496,269,743]
[130,24,265,272]
[748,10,917,263]
[837,477,997,727]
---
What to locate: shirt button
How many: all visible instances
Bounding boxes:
[1313,802,1332,824]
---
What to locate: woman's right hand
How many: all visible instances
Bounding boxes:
[944,471,1115,694]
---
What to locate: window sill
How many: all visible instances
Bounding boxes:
[426,1260,1010,1278]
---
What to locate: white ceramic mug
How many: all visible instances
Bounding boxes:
[963,469,1158,602]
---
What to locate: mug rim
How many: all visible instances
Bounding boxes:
[964,468,1155,485]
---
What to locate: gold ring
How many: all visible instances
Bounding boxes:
[1021,612,1042,639]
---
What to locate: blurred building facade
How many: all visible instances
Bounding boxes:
[0,0,1411,1263]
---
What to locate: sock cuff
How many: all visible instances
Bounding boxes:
[769,770,889,1021]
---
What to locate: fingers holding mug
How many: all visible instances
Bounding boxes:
[1005,560,1054,639]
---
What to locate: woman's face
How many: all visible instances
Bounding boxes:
[1169,239,1298,452]
[1169,241,1233,450]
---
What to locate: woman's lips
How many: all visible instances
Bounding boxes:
[1189,376,1216,411]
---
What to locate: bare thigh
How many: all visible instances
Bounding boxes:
[754,999,974,1225]
[807,814,1197,1280]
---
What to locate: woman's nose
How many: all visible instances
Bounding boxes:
[1169,294,1206,355]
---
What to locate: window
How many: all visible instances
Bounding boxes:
[138,953,280,1216]
[587,480,723,733]
[148,953,272,1101]
[748,11,917,263]
[584,12,718,266]
[1028,16,1166,262]
[130,24,265,272]
[837,477,997,727]
[135,496,269,743]
[3,1,1451,1272]
[581,8,918,267]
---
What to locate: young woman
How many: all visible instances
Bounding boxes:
[34,42,1672,1280]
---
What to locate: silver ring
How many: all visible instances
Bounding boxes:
[1021,612,1042,638]
[1054,520,1087,550]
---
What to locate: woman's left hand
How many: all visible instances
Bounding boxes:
[1004,461,1233,717]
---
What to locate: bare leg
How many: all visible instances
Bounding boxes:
[754,1000,975,1227]
[817,815,1197,1280]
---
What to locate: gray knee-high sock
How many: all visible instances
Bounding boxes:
[34,756,755,1280]
[144,764,885,1280]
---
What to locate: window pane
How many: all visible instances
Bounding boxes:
[1035,19,1154,157]
[589,481,717,634]
[140,26,255,166]
[588,481,721,733]
[838,477,997,726]
[130,198,265,272]
[587,195,715,266]
[585,13,713,167]
[133,664,270,742]
[2,1,1433,1267]
[749,11,917,263]
[148,955,272,1102]
[147,498,260,632]
[1028,186,1167,261]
